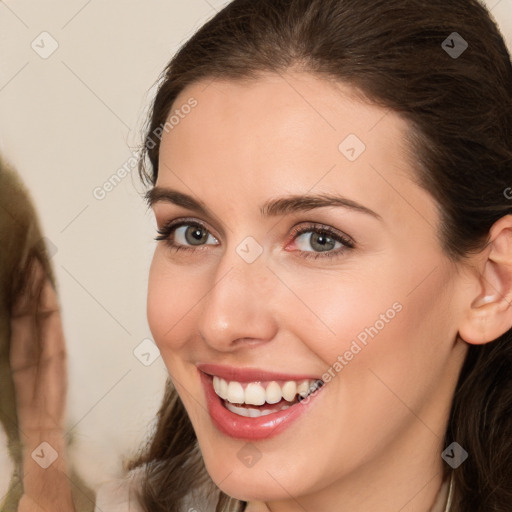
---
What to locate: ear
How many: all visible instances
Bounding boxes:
[458,214,512,345]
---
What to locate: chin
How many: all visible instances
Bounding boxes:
[211,471,295,503]
[198,440,310,503]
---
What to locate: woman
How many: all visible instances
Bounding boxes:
[0,156,95,511]
[100,0,512,510]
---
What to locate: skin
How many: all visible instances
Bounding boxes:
[147,71,512,512]
[11,258,74,512]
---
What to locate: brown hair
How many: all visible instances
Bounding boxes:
[0,158,96,511]
[130,1,512,510]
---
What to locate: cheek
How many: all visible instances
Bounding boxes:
[147,250,201,353]
[328,261,457,420]
[289,256,456,400]
[283,269,402,368]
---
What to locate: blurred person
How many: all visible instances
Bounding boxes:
[0,156,94,511]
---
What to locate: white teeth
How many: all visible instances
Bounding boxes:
[213,377,229,399]
[219,378,228,399]
[227,381,245,403]
[248,407,262,418]
[213,377,222,397]
[225,401,292,417]
[244,382,267,405]
[265,381,282,404]
[212,376,322,405]
[297,380,310,398]
[281,381,297,402]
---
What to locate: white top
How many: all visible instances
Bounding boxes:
[94,468,220,512]
[94,474,143,512]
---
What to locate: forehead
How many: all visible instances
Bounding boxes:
[167,71,408,145]
[157,72,435,227]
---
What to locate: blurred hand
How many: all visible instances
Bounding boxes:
[10,256,75,512]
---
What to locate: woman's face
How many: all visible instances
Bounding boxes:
[147,72,469,507]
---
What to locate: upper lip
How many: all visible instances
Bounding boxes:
[197,363,323,383]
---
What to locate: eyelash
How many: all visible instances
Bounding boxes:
[288,224,355,260]
[155,218,355,260]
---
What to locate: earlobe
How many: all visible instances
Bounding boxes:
[458,215,512,346]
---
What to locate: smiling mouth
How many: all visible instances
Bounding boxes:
[212,375,324,418]
[198,366,326,439]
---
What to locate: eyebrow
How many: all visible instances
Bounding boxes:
[146,187,382,220]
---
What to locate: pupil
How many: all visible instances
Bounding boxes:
[311,232,335,252]
[186,226,207,245]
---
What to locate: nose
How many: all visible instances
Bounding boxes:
[196,244,278,352]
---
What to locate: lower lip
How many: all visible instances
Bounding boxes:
[199,370,324,441]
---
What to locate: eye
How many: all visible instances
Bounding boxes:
[155,219,218,252]
[155,219,355,260]
[288,224,355,260]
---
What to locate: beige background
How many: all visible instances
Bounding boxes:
[0,0,510,497]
